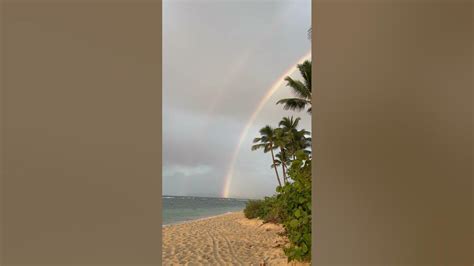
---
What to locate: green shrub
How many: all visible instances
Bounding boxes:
[259,196,276,219]
[260,195,286,224]
[244,195,286,223]
[244,151,312,262]
[243,199,264,219]
[277,150,312,262]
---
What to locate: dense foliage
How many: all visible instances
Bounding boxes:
[243,199,263,219]
[277,151,312,261]
[243,151,311,262]
[245,60,312,263]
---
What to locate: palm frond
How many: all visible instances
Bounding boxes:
[259,125,274,136]
[276,98,310,112]
[279,116,301,129]
[284,77,310,99]
[251,144,264,151]
[271,159,281,168]
[297,60,312,92]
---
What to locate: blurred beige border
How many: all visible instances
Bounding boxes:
[312,0,472,264]
[1,1,162,264]
[1,0,472,265]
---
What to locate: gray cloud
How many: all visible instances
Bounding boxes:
[164,0,311,198]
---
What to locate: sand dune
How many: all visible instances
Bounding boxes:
[163,212,308,265]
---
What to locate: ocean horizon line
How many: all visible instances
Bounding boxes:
[162,194,257,200]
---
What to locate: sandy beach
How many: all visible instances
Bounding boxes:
[163,212,308,265]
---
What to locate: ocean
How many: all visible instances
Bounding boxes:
[162,195,248,225]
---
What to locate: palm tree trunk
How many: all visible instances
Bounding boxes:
[270,144,282,187]
[280,148,287,183]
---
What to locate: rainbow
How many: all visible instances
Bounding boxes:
[221,50,311,198]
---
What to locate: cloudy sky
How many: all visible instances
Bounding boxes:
[163,0,311,199]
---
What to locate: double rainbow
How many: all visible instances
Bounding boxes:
[222,50,311,198]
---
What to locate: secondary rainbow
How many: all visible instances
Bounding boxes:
[222,50,311,198]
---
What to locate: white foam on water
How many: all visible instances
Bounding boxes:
[162,211,239,228]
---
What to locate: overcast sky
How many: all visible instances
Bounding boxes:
[163,0,311,199]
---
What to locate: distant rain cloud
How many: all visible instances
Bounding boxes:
[163,0,311,198]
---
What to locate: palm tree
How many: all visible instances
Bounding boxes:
[279,116,301,140]
[279,116,301,128]
[278,116,311,158]
[273,128,291,183]
[276,60,312,114]
[251,125,282,187]
[279,117,299,161]
[270,156,281,170]
[294,128,312,158]
[272,152,290,183]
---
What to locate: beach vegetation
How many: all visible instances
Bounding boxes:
[246,60,312,262]
[258,195,287,224]
[244,150,311,262]
[243,199,264,219]
[252,125,283,187]
[277,150,312,261]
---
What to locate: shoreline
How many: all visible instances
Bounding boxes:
[162,211,309,265]
[162,211,240,227]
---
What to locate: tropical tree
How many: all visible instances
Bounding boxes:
[271,153,288,183]
[279,116,301,149]
[279,116,301,130]
[276,60,312,114]
[251,125,282,187]
[244,27,313,263]
[279,116,311,159]
[295,129,312,157]
[279,116,300,161]
[270,155,282,170]
[273,128,291,183]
